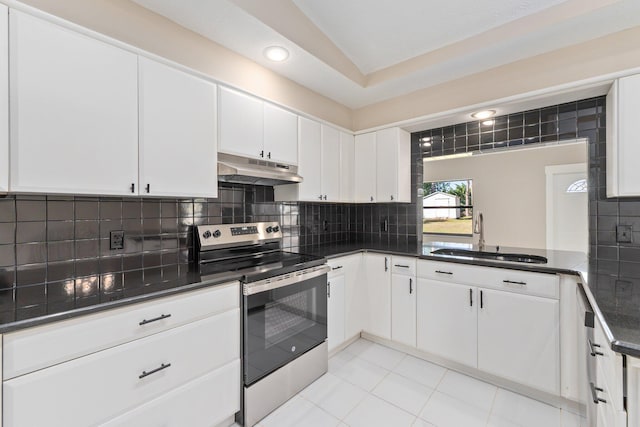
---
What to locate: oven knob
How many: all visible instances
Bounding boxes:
[213,230,221,238]
[273,226,280,233]
[202,230,212,239]
[266,226,273,233]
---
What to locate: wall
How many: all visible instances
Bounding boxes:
[423,143,587,249]
[12,0,353,130]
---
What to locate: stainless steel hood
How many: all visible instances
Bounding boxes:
[217,153,303,186]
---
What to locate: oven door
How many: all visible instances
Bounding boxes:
[243,265,329,386]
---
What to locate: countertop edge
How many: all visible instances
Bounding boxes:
[0,275,243,334]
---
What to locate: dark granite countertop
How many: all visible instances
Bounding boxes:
[0,270,244,334]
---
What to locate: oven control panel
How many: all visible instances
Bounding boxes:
[197,222,283,248]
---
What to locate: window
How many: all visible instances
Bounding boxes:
[423,179,473,236]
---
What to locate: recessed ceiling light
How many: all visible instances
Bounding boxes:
[264,46,289,62]
[420,137,431,142]
[471,110,496,119]
[422,142,432,147]
[481,120,494,126]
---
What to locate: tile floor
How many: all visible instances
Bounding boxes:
[254,338,586,427]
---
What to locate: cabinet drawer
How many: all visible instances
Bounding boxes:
[391,256,416,276]
[418,260,558,299]
[102,359,240,427]
[4,281,239,379]
[328,257,348,278]
[3,309,239,427]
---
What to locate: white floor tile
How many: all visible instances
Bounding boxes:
[333,356,389,391]
[344,394,415,427]
[344,338,375,357]
[436,370,497,412]
[490,389,561,427]
[392,355,447,388]
[419,391,490,427]
[260,395,340,427]
[486,414,522,427]
[301,372,368,420]
[411,418,437,427]
[358,342,406,370]
[329,349,356,374]
[372,372,434,415]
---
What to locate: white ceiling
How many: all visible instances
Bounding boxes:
[132,0,640,109]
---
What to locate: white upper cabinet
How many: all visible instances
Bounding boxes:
[264,103,298,165]
[321,124,341,202]
[376,127,411,203]
[0,4,7,193]
[139,57,217,198]
[297,116,322,200]
[340,131,355,202]
[607,74,640,197]
[218,86,264,160]
[9,10,138,196]
[354,132,377,202]
[219,86,298,165]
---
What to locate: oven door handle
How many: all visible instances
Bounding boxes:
[243,265,331,295]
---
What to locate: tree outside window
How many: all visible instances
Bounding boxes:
[423,179,473,235]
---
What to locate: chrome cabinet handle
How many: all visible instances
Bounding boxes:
[323,195,327,200]
[327,281,331,298]
[139,363,171,379]
[139,313,172,326]
[480,290,484,309]
[267,152,271,159]
[390,195,394,201]
[589,339,604,356]
[384,257,388,272]
[145,183,150,193]
[318,195,323,200]
[409,278,413,294]
[260,150,264,158]
[130,183,135,193]
[503,280,526,285]
[590,382,607,404]
[469,288,473,306]
[435,270,453,275]
[370,196,374,202]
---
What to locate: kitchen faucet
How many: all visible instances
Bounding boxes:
[474,212,485,251]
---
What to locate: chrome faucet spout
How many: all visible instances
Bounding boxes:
[474,212,485,251]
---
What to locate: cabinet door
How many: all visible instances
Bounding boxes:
[264,103,298,165]
[218,86,263,159]
[391,274,416,347]
[376,128,398,203]
[0,4,7,193]
[139,57,217,198]
[363,254,391,339]
[340,131,354,202]
[354,132,377,203]
[298,117,322,201]
[416,279,477,368]
[327,274,346,352]
[321,124,341,202]
[477,289,559,394]
[607,74,640,197]
[9,11,138,196]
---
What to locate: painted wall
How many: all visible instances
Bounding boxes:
[423,143,587,249]
[13,0,353,130]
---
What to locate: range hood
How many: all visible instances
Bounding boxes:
[217,153,303,186]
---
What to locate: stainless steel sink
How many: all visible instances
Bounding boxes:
[431,248,548,264]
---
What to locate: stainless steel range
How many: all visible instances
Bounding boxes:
[195,222,330,427]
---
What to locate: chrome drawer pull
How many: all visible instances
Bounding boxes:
[394,264,410,268]
[435,270,453,275]
[331,266,343,270]
[590,382,607,404]
[139,362,171,379]
[503,280,527,285]
[589,339,604,356]
[139,313,172,326]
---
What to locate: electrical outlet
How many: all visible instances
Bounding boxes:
[110,230,125,250]
[616,225,633,243]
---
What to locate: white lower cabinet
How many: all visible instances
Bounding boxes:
[417,279,478,367]
[2,283,240,427]
[327,274,346,352]
[102,359,240,427]
[391,274,416,347]
[477,289,559,394]
[362,253,392,339]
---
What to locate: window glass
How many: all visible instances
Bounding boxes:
[423,180,473,235]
